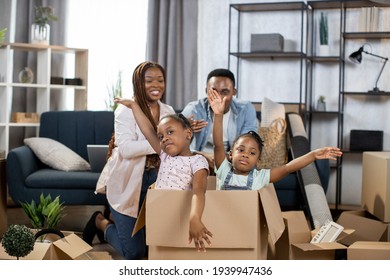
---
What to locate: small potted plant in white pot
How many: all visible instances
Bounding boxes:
[316,95,326,111]
[31,6,58,45]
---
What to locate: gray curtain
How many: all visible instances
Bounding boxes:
[8,0,67,149]
[146,0,198,111]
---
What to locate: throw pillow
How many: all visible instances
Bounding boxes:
[24,137,91,172]
[258,97,287,169]
[260,97,285,127]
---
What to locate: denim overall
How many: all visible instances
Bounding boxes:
[222,168,254,190]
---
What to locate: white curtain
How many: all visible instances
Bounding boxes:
[146,0,198,111]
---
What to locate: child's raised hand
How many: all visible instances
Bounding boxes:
[114,97,135,108]
[207,88,225,115]
[188,218,213,252]
[313,147,343,160]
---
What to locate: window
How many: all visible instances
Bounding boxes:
[66,0,148,110]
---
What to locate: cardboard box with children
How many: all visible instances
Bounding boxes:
[145,184,285,260]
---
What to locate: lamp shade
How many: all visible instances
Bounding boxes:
[349,47,364,63]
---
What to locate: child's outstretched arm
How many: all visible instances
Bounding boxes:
[207,89,226,170]
[114,97,161,154]
[270,147,342,183]
[188,168,213,252]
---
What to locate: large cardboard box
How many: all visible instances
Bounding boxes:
[336,210,388,245]
[348,241,390,260]
[0,231,94,260]
[273,211,347,260]
[146,184,285,260]
[361,152,390,222]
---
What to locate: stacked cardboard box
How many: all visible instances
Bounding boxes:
[345,151,390,259]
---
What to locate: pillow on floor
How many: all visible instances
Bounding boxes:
[24,137,91,172]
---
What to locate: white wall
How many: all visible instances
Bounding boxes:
[198,0,390,206]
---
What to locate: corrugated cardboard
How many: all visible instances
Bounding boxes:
[273,211,347,260]
[361,152,390,222]
[348,241,390,260]
[0,231,92,260]
[336,210,388,246]
[146,184,285,260]
[132,176,217,237]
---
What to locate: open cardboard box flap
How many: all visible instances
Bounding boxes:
[336,210,388,246]
[273,211,348,259]
[0,231,92,260]
[145,184,284,249]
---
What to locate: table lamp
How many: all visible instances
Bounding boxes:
[349,45,388,93]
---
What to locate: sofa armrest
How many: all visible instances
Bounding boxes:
[315,159,330,193]
[6,146,41,203]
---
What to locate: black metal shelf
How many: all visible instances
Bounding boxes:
[308,110,339,115]
[231,2,307,12]
[341,91,390,96]
[307,56,340,62]
[343,32,390,39]
[229,51,305,59]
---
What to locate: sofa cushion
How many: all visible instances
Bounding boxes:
[25,169,99,189]
[39,111,114,161]
[24,137,91,172]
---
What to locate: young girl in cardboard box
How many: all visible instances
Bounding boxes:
[207,88,342,190]
[115,97,213,252]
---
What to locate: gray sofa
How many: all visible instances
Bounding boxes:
[7,111,114,206]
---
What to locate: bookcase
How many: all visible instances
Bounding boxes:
[0,43,88,155]
[307,0,390,209]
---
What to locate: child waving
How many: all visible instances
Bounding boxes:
[207,88,342,190]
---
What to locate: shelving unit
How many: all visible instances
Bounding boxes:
[307,0,390,209]
[228,1,308,110]
[0,43,88,155]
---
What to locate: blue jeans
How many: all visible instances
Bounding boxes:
[105,168,157,260]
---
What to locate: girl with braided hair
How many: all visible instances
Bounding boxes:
[82,61,175,259]
[207,88,342,191]
[114,96,213,253]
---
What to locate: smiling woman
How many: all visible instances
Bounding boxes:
[66,0,148,110]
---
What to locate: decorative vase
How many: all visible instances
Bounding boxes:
[31,23,50,45]
[316,100,326,111]
[318,44,330,56]
[18,67,34,83]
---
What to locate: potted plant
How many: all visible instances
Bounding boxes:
[0,28,7,44]
[20,193,65,241]
[105,71,123,111]
[1,225,35,260]
[317,95,326,111]
[31,6,58,45]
